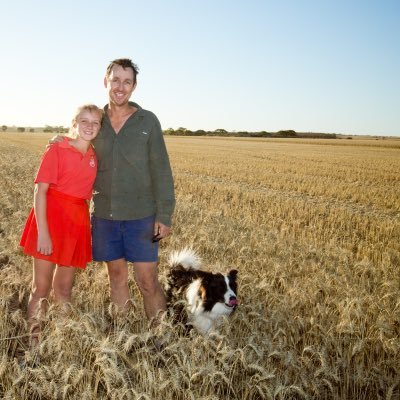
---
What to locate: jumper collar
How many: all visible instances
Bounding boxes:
[59,137,95,157]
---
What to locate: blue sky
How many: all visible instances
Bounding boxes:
[1,0,399,136]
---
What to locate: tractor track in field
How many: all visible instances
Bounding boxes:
[177,170,400,221]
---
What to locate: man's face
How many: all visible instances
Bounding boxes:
[104,65,136,106]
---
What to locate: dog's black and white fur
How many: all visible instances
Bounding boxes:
[165,248,238,335]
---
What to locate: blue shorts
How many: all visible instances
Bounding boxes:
[91,215,159,263]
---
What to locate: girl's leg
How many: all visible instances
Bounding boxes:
[52,265,76,305]
[27,258,55,347]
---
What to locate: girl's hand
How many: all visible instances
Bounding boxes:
[34,183,52,255]
[37,231,53,255]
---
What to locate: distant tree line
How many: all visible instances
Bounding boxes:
[2,124,337,139]
[163,128,337,139]
[2,126,35,133]
[1,125,68,133]
[43,125,69,133]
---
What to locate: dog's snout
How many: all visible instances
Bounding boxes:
[228,296,238,307]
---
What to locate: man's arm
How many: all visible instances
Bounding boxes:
[148,116,176,229]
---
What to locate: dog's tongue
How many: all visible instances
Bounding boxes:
[229,298,238,307]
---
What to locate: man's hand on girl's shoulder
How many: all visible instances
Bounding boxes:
[47,135,68,148]
[48,135,67,145]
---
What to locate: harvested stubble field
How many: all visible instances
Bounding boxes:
[0,132,399,400]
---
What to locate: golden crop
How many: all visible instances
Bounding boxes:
[0,133,399,399]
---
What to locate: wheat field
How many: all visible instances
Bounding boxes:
[0,132,399,399]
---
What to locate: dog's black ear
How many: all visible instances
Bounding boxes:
[228,269,238,281]
[228,270,238,294]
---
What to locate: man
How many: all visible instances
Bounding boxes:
[91,58,175,322]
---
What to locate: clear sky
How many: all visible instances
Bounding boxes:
[1,0,399,136]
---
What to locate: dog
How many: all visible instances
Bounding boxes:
[165,248,238,335]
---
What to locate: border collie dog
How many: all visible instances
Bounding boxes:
[165,248,238,335]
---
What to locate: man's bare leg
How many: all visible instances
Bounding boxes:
[106,258,130,309]
[133,261,166,325]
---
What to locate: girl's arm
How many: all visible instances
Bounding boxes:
[34,183,52,255]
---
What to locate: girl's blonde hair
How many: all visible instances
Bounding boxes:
[69,104,104,137]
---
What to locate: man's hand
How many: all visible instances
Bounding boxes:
[48,135,66,144]
[152,221,171,242]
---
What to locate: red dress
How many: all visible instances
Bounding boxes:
[20,139,97,269]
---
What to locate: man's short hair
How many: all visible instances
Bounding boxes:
[106,58,139,83]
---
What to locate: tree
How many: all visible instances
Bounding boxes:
[164,128,175,135]
[43,125,53,133]
[17,127,25,132]
[1,125,7,132]
[176,127,187,135]
[277,130,297,137]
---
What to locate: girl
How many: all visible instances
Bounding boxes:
[20,104,103,347]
